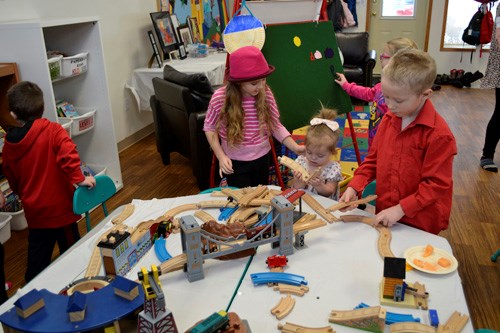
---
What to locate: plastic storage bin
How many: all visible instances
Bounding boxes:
[58,117,73,137]
[1,209,27,231]
[70,107,96,136]
[0,214,12,244]
[48,55,63,80]
[61,52,89,77]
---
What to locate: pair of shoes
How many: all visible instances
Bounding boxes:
[480,157,498,172]
[456,69,464,79]
[450,69,457,80]
[431,84,441,91]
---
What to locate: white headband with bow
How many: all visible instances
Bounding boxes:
[310,118,339,133]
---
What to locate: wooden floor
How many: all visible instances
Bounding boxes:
[3,86,499,331]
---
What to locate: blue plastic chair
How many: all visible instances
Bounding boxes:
[73,175,116,232]
[491,249,500,262]
[362,180,377,206]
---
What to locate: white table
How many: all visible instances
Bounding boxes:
[125,51,227,112]
[0,188,474,333]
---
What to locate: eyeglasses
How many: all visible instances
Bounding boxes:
[379,54,391,60]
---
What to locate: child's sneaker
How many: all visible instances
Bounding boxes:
[480,157,498,172]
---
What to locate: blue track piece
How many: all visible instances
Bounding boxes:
[355,303,420,325]
[219,206,238,221]
[154,237,172,262]
[250,272,307,286]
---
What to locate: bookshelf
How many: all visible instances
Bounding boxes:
[0,18,123,189]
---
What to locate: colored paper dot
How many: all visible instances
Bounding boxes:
[324,47,334,58]
[314,50,322,59]
[293,36,301,47]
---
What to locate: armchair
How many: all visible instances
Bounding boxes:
[336,32,377,88]
[150,65,214,190]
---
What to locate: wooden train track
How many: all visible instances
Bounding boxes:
[293,219,326,234]
[278,156,321,182]
[228,207,257,224]
[329,306,385,333]
[327,195,377,212]
[377,226,395,258]
[338,214,376,225]
[239,185,268,206]
[273,284,310,296]
[159,253,187,274]
[302,194,338,223]
[271,295,296,319]
[111,203,135,224]
[198,200,237,209]
[194,210,215,224]
[278,322,335,333]
[85,245,103,278]
[441,311,469,333]
[389,322,436,333]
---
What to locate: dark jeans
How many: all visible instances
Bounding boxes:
[482,87,500,159]
[224,152,271,188]
[25,223,80,283]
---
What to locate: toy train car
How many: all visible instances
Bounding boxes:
[188,310,229,333]
[266,255,288,268]
[245,224,274,241]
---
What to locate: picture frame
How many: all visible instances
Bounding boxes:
[147,30,163,68]
[150,12,179,59]
[170,14,181,45]
[177,24,193,47]
[187,16,202,43]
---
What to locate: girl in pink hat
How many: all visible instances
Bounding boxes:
[292,107,343,200]
[203,46,304,188]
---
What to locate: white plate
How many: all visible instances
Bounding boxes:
[404,245,458,274]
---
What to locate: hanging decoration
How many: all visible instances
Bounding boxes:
[222,0,265,53]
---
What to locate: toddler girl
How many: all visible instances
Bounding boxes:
[292,108,343,199]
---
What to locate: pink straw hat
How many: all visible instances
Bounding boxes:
[228,46,275,82]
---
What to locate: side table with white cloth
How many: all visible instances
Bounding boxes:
[125,51,227,112]
[0,187,474,333]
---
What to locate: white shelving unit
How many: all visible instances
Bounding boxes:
[0,17,123,189]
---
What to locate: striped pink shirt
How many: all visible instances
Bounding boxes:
[204,86,290,161]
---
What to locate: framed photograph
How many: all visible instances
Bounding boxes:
[170,14,181,44]
[187,16,202,43]
[178,44,188,60]
[147,30,163,68]
[177,24,193,47]
[150,12,179,59]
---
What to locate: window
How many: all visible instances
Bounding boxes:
[381,0,416,18]
[441,0,498,51]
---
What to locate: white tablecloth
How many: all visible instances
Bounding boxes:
[125,51,227,112]
[0,188,473,333]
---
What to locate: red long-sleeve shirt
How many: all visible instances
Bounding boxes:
[2,118,85,229]
[348,100,457,234]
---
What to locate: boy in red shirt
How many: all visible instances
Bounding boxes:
[2,81,95,282]
[340,49,457,235]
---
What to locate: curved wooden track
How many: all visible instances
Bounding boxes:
[163,203,200,219]
[278,156,321,182]
[302,194,338,223]
[442,311,469,332]
[293,219,326,234]
[111,203,135,224]
[198,200,236,209]
[377,226,394,258]
[159,253,187,274]
[329,306,383,322]
[339,214,376,225]
[85,246,103,278]
[271,295,295,320]
[389,322,436,333]
[273,284,310,296]
[278,322,335,333]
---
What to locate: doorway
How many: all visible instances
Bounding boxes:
[366,0,433,74]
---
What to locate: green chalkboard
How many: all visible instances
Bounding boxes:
[262,21,352,131]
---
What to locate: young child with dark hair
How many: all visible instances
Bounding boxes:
[204,46,304,188]
[2,81,95,282]
[339,49,457,235]
[292,107,343,200]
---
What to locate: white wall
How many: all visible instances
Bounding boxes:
[349,0,489,78]
[0,0,156,144]
[0,0,490,147]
